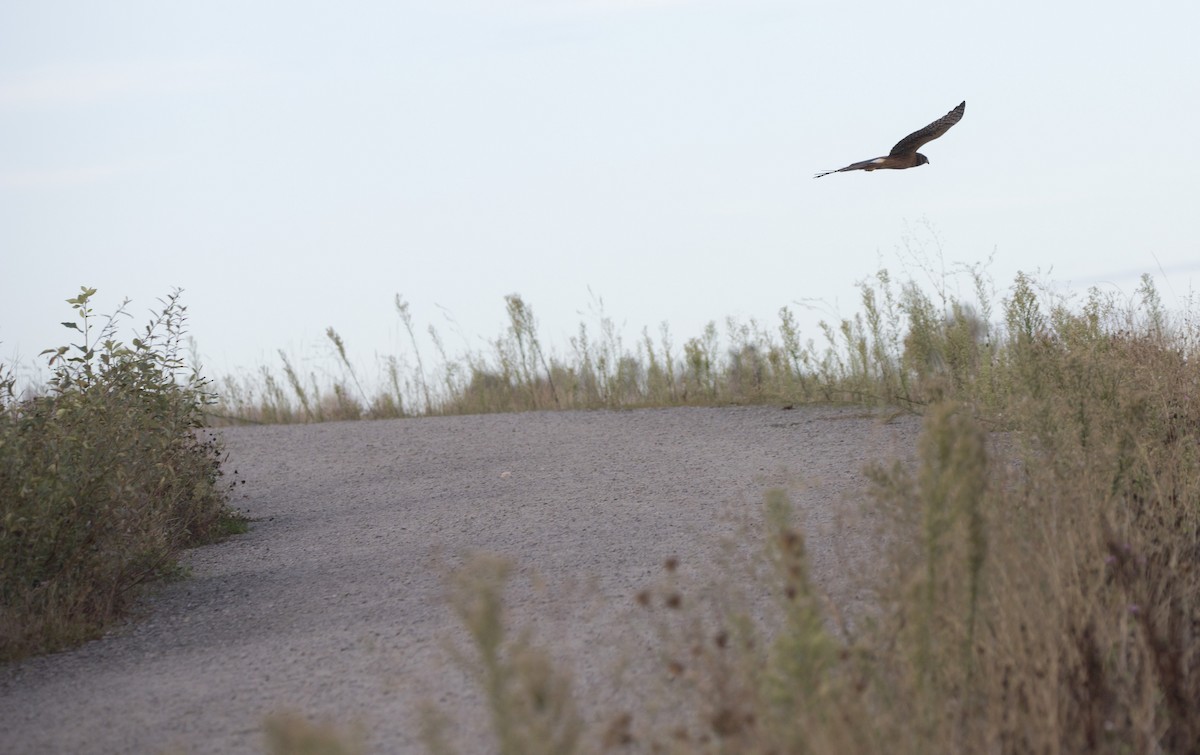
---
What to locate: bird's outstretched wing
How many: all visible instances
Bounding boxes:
[888,101,966,158]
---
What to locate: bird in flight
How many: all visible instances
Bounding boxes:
[814,101,965,178]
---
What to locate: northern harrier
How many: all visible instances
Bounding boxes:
[814,101,965,178]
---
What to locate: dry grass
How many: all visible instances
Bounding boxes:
[420,555,583,755]
[11,269,1192,752]
[404,270,1200,753]
[210,283,925,424]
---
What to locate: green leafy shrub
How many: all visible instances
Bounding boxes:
[0,287,235,660]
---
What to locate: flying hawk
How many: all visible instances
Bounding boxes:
[814,101,965,178]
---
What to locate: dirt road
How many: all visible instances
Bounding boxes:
[0,405,920,753]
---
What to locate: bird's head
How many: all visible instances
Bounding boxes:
[915,154,930,167]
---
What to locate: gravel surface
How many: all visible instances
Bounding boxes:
[0,405,921,754]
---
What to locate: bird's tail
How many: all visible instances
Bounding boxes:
[812,158,882,179]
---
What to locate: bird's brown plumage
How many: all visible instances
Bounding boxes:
[814,101,965,178]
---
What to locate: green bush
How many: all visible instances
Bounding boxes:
[0,287,236,661]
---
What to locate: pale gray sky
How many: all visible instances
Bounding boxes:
[3,1,1199,385]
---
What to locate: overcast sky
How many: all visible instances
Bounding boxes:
[3,0,1199,386]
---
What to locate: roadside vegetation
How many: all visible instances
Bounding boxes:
[0,288,242,662]
[5,264,1197,752]
[246,264,1199,753]
[211,274,951,422]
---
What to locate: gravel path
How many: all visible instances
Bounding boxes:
[0,405,921,754]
